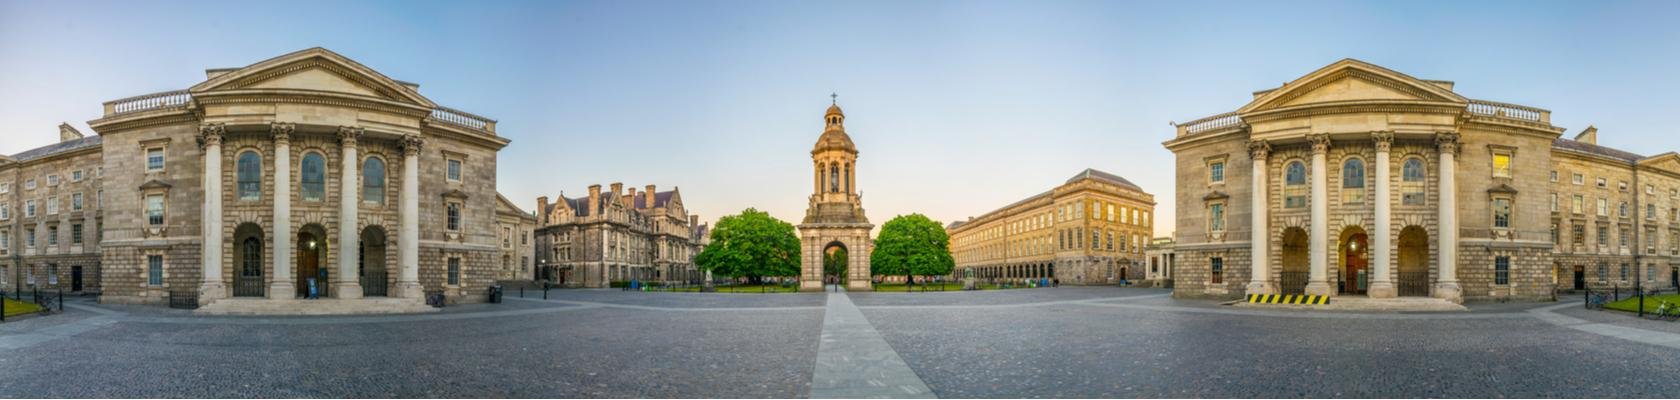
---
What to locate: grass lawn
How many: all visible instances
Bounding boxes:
[661,284,799,293]
[1604,293,1680,313]
[3,298,45,318]
[871,282,1035,291]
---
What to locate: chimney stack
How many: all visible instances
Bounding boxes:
[689,215,699,228]
[627,187,638,207]
[58,123,84,142]
[1575,125,1598,145]
[588,185,602,215]
[610,182,623,199]
[645,185,657,208]
[536,196,550,224]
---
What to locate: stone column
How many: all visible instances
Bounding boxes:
[1305,134,1334,296]
[396,135,424,299]
[198,124,227,301]
[1246,140,1275,295]
[1434,133,1463,303]
[335,127,364,299]
[1368,132,1397,298]
[269,123,296,299]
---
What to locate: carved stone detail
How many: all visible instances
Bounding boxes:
[1435,132,1460,155]
[197,123,225,148]
[1372,131,1393,152]
[337,126,364,147]
[271,122,294,145]
[401,134,425,156]
[1248,140,1271,160]
[1308,134,1331,155]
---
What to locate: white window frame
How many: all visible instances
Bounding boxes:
[446,158,463,183]
[46,197,58,215]
[146,147,166,172]
[145,194,166,226]
[47,174,59,186]
[71,192,82,211]
[72,170,83,182]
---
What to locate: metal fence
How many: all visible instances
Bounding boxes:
[1279,272,1308,295]
[1398,272,1430,297]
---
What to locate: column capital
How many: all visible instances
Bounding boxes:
[1247,140,1271,160]
[1307,134,1331,155]
[197,123,225,149]
[1372,131,1394,152]
[270,122,295,145]
[400,134,425,156]
[1435,131,1460,155]
[337,126,364,146]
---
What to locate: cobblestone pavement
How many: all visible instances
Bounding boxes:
[0,288,1676,398]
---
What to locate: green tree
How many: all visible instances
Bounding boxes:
[695,208,801,284]
[870,213,955,290]
[824,246,848,282]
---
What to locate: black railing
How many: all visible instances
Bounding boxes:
[233,276,265,297]
[362,270,389,297]
[168,290,199,310]
[1279,272,1309,295]
[1398,272,1430,297]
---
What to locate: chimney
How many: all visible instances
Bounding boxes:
[645,185,657,208]
[588,184,602,215]
[627,187,639,207]
[689,215,699,228]
[610,182,623,199]
[58,123,84,142]
[1575,125,1598,145]
[536,196,550,224]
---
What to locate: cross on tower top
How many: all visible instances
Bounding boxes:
[831,93,838,104]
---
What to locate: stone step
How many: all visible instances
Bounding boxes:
[195,297,439,316]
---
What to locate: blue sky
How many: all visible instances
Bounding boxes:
[3,0,1678,237]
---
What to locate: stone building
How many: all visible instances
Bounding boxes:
[797,100,874,291]
[533,183,703,287]
[85,48,512,308]
[946,169,1156,286]
[1143,237,1176,287]
[495,194,537,281]
[1163,59,1680,303]
[1,124,105,295]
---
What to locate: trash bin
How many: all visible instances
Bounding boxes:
[488,285,503,304]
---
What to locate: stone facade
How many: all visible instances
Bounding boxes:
[1143,237,1176,287]
[495,194,537,281]
[947,169,1156,286]
[797,100,874,292]
[0,124,105,295]
[533,183,704,288]
[1164,59,1680,303]
[83,47,513,307]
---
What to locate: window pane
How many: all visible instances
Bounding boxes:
[1403,159,1425,182]
[302,153,325,201]
[238,151,262,200]
[1286,162,1306,185]
[1342,159,1364,188]
[363,157,385,204]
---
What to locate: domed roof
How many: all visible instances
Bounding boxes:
[826,103,844,116]
[813,128,856,153]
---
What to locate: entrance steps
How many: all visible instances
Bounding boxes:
[1234,296,1467,312]
[195,297,438,316]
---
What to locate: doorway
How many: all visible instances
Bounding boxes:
[233,223,265,297]
[297,225,329,298]
[1573,265,1586,290]
[1339,227,1369,295]
[71,265,83,292]
[823,241,848,287]
[360,226,388,297]
[1280,227,1310,295]
[1397,226,1429,296]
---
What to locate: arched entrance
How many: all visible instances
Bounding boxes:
[232,223,265,297]
[823,241,848,286]
[297,224,329,298]
[1280,227,1309,294]
[1397,226,1429,296]
[1338,226,1369,295]
[360,226,388,297]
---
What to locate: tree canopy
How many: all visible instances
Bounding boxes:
[870,213,955,281]
[695,208,801,281]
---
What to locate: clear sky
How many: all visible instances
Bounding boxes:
[3,0,1678,237]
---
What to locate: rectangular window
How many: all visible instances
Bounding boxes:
[26,229,35,248]
[1571,224,1584,246]
[1572,195,1583,214]
[71,193,83,211]
[1550,194,1558,212]
[1598,264,1608,283]
[1619,181,1629,192]
[1209,162,1225,183]
[1550,224,1558,244]
[46,197,58,215]
[47,226,57,246]
[1596,178,1607,188]
[1550,171,1558,182]
[1619,228,1629,248]
[1210,257,1224,284]
[1208,203,1225,232]
[0,230,7,250]
[146,195,165,226]
[1494,256,1510,285]
[1620,263,1629,282]
[72,170,82,182]
[47,175,59,186]
[147,255,163,286]
[447,159,463,182]
[146,148,165,172]
[447,203,461,231]
[71,224,83,245]
[1647,204,1656,220]
[1597,227,1608,247]
[0,182,8,193]
[24,179,34,190]
[1492,154,1511,178]
[1493,198,1510,228]
[26,200,36,217]
[1597,198,1608,216]
[447,257,461,285]
[0,203,8,220]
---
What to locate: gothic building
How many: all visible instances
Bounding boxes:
[533,183,704,287]
[75,48,513,309]
[1164,59,1680,303]
[798,100,875,291]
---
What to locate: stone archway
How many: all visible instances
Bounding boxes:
[823,241,849,286]
[297,224,329,298]
[1280,227,1309,294]
[232,223,265,297]
[1338,226,1370,295]
[1397,226,1430,296]
[360,226,389,297]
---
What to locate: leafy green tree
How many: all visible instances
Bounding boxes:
[824,246,848,282]
[870,213,955,289]
[695,208,801,284]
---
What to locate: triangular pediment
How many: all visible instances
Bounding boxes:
[189,47,435,107]
[1240,59,1467,114]
[1638,152,1680,173]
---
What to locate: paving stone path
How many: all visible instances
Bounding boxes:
[810,289,935,398]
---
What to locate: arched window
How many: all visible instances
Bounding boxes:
[1342,159,1364,188]
[363,157,386,204]
[1284,161,1307,208]
[301,152,326,201]
[844,165,851,193]
[1402,159,1425,182]
[237,151,262,201]
[829,165,840,192]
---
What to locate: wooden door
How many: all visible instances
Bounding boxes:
[1573,266,1585,290]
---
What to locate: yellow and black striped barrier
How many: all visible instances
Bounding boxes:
[1247,294,1330,305]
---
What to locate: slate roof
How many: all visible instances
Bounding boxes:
[1065,168,1142,191]
[1552,138,1642,163]
[631,190,677,210]
[9,136,102,162]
